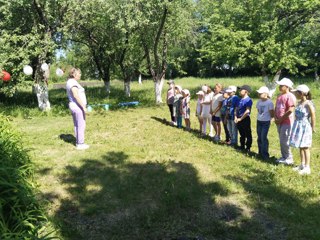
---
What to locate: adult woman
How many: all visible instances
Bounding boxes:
[66,68,89,150]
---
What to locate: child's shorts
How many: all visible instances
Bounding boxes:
[183,109,190,119]
[212,116,221,122]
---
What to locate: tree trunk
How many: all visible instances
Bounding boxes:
[124,77,131,97]
[154,76,165,104]
[124,82,131,97]
[262,70,281,98]
[138,74,142,84]
[104,80,110,95]
[33,59,51,111]
[315,69,319,81]
[102,67,111,96]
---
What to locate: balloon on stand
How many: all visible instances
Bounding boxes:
[41,63,49,71]
[1,70,11,82]
[23,65,33,76]
[56,68,64,77]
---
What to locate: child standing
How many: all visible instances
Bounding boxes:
[195,90,204,133]
[210,83,224,142]
[181,89,191,130]
[256,86,275,159]
[201,85,213,136]
[226,86,240,146]
[290,85,316,175]
[166,80,175,125]
[173,85,183,128]
[274,78,296,165]
[221,89,231,144]
[235,85,253,152]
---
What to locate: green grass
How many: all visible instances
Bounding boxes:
[4,77,320,239]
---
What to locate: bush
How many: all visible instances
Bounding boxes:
[0,114,54,239]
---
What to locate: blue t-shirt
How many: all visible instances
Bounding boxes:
[226,95,240,119]
[220,98,228,116]
[236,96,253,118]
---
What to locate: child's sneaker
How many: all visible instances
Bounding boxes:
[277,158,294,165]
[298,167,311,175]
[76,144,90,150]
[213,136,221,142]
[293,165,304,171]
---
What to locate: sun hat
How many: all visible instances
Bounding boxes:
[175,85,182,92]
[225,85,237,93]
[238,85,252,93]
[291,84,310,94]
[167,79,175,84]
[182,89,190,96]
[256,86,270,94]
[276,77,293,88]
[196,90,204,95]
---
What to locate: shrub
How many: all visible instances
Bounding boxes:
[0,114,54,239]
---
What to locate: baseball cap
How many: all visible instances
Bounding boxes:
[175,85,182,92]
[238,85,252,93]
[291,84,310,94]
[182,89,190,95]
[276,77,293,88]
[256,86,270,94]
[196,90,204,95]
[225,85,237,93]
[202,85,208,93]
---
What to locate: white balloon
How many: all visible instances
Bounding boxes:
[56,68,64,77]
[41,63,49,71]
[23,65,33,76]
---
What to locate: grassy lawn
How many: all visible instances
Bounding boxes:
[5,77,320,239]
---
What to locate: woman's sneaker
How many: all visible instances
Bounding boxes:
[76,144,90,150]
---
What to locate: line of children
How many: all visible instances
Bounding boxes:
[166,79,316,175]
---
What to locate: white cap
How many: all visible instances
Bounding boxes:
[175,85,182,92]
[202,85,208,93]
[291,84,310,94]
[182,89,190,95]
[276,77,293,88]
[196,90,204,95]
[257,86,270,94]
[225,85,237,93]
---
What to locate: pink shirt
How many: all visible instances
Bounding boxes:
[275,92,296,125]
[167,88,175,105]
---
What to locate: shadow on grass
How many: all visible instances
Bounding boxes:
[40,150,288,240]
[150,116,281,166]
[59,134,76,146]
[225,164,320,240]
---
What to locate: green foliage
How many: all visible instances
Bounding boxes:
[0,114,55,239]
[198,0,320,77]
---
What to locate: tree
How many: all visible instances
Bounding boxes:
[137,0,196,103]
[0,0,68,109]
[198,0,320,90]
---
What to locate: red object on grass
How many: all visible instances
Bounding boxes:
[1,70,11,82]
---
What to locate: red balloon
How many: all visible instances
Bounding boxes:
[1,70,11,82]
